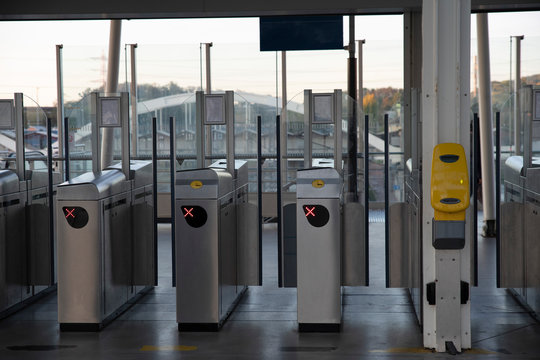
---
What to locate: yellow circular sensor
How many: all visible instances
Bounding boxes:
[190,180,203,189]
[312,179,325,188]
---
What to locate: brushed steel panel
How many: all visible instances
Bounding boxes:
[237,187,259,286]
[103,193,131,317]
[388,202,409,287]
[500,201,525,288]
[28,186,53,286]
[297,198,341,324]
[341,202,366,286]
[132,186,155,286]
[5,191,27,306]
[176,199,219,323]
[220,196,237,319]
[435,250,462,349]
[57,200,102,323]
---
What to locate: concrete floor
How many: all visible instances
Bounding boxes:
[0,218,539,359]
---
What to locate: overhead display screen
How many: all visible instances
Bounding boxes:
[260,15,343,52]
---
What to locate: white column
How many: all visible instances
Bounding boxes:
[421,0,471,352]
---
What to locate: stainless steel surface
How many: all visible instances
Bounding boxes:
[175,168,232,199]
[342,202,366,286]
[303,90,312,169]
[129,44,138,157]
[57,200,102,324]
[0,170,20,195]
[55,44,64,175]
[196,91,204,168]
[525,189,540,315]
[14,93,25,181]
[132,185,155,286]
[334,90,342,173]
[500,183,525,288]
[106,160,152,189]
[435,249,462,350]
[176,199,219,323]
[219,196,238,319]
[28,185,54,286]
[388,202,409,287]
[297,197,341,325]
[225,91,234,177]
[297,167,341,199]
[476,13,496,223]
[513,35,524,156]
[56,169,128,201]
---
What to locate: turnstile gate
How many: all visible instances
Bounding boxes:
[296,167,343,332]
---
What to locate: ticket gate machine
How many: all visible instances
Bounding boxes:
[56,92,155,331]
[0,93,59,319]
[175,91,260,331]
[296,167,343,331]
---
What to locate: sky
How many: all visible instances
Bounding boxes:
[0,12,539,106]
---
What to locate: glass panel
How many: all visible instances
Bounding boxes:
[23,94,50,178]
[65,94,93,178]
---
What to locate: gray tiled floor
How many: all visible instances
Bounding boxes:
[0,219,539,359]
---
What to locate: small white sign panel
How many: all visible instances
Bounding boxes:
[0,100,14,129]
[100,98,121,127]
[205,95,226,125]
[313,94,333,124]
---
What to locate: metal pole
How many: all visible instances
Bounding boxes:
[257,115,263,286]
[357,40,365,112]
[55,44,65,180]
[476,13,496,236]
[101,19,122,169]
[205,43,213,94]
[169,116,176,287]
[14,93,25,181]
[513,35,524,156]
[47,116,55,284]
[384,113,389,287]
[303,90,312,169]
[276,114,283,287]
[347,15,358,199]
[364,114,370,286]
[225,91,235,176]
[495,112,501,287]
[64,117,70,181]
[152,117,158,285]
[129,44,138,157]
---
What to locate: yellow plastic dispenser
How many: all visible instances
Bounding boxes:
[430,143,470,249]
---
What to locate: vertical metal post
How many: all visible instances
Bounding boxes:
[276,114,283,287]
[129,44,138,157]
[473,113,480,286]
[121,92,130,179]
[513,35,524,156]
[47,116,55,284]
[101,19,122,169]
[495,112,501,287]
[257,115,263,286]
[225,91,235,177]
[364,114,370,285]
[56,44,65,180]
[347,16,358,199]
[170,116,176,287]
[303,90,312,169]
[91,92,100,173]
[476,13,496,235]
[334,90,343,173]
[205,43,213,94]
[14,93,25,181]
[357,40,365,112]
[384,114,389,287]
[64,117,70,181]
[195,91,205,168]
[152,117,158,285]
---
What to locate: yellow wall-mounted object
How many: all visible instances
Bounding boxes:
[431,143,469,221]
[312,179,325,188]
[190,180,203,189]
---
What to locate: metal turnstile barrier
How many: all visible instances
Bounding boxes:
[296,167,343,332]
[57,161,154,331]
[175,167,245,331]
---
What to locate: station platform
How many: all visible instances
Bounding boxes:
[0,214,539,359]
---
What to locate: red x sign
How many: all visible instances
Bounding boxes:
[183,207,194,218]
[305,206,315,217]
[65,208,75,219]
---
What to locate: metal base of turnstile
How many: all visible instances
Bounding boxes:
[59,286,153,332]
[178,287,247,332]
[0,285,57,321]
[299,323,341,332]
